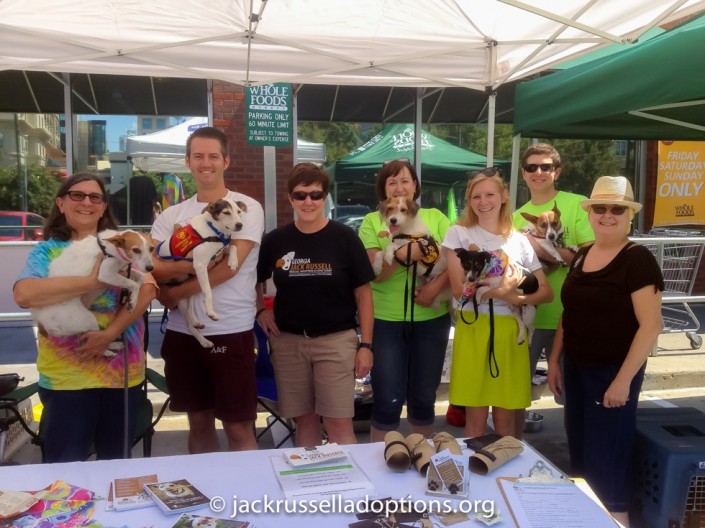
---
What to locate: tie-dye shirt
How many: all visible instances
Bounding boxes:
[16,238,148,390]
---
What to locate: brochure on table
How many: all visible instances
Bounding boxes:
[271,452,374,499]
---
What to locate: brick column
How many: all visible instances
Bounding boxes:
[212,80,295,226]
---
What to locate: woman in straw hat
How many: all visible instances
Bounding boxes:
[548,176,663,526]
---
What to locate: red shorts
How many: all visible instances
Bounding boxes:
[161,330,257,422]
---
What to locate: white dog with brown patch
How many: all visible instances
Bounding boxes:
[32,229,154,356]
[374,196,448,308]
[156,198,246,348]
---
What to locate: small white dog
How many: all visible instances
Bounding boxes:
[374,196,448,308]
[156,198,246,348]
[32,229,154,356]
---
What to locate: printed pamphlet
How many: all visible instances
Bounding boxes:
[112,474,159,511]
[143,479,211,515]
[283,443,349,467]
[170,513,255,527]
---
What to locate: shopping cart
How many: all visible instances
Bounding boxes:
[632,228,705,350]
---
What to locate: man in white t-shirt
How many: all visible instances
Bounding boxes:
[151,127,264,453]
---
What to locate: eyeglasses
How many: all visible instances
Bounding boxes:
[591,204,628,216]
[467,166,500,179]
[291,190,326,201]
[523,163,556,173]
[383,158,411,165]
[65,191,105,204]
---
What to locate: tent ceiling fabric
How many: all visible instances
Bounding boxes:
[295,85,517,124]
[0,71,209,115]
[1,0,704,92]
[513,14,705,139]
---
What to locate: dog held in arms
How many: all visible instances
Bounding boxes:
[454,245,538,344]
[156,198,246,348]
[32,230,154,357]
[520,202,577,269]
[373,196,449,309]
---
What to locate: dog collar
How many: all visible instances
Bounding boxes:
[207,221,231,245]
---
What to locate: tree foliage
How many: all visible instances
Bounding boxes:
[0,165,62,216]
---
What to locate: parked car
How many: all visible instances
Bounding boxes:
[0,211,45,241]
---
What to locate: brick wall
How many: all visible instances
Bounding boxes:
[212,80,295,226]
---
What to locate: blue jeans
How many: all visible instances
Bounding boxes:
[370,314,451,430]
[564,356,646,512]
[38,386,141,463]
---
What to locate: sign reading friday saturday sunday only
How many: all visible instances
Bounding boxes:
[246,83,293,147]
[654,141,705,226]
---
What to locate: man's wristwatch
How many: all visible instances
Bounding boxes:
[358,342,373,352]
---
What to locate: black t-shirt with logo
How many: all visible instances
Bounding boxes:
[257,221,374,336]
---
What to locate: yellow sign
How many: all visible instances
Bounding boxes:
[654,141,705,226]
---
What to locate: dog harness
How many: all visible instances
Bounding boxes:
[156,222,230,261]
[391,233,441,276]
[458,249,508,307]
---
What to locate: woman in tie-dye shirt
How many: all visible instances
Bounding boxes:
[14,173,157,462]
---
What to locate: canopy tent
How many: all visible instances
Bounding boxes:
[2,0,703,163]
[126,117,326,172]
[2,1,701,89]
[329,124,507,212]
[513,14,705,139]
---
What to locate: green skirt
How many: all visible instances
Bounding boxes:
[449,312,530,409]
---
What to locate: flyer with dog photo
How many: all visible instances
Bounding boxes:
[143,479,210,515]
[170,513,255,527]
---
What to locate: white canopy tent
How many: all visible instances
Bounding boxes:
[2,0,704,163]
[125,117,326,172]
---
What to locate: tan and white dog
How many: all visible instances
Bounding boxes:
[520,203,576,268]
[156,198,246,348]
[32,229,154,356]
[374,196,448,308]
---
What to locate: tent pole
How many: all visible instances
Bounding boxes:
[510,134,521,209]
[486,91,496,164]
[637,140,647,233]
[63,73,74,177]
[414,88,423,190]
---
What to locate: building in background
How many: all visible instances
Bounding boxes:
[0,113,63,169]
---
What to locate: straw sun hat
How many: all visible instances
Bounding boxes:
[580,176,642,213]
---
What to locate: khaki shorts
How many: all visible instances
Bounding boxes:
[268,328,357,419]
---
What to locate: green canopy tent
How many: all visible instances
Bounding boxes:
[513,14,705,140]
[328,124,508,216]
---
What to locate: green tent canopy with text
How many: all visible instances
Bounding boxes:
[328,124,508,214]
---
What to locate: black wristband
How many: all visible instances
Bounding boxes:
[358,342,373,352]
[255,308,266,319]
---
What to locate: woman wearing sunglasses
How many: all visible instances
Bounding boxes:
[13,173,157,462]
[256,163,374,447]
[548,176,663,527]
[358,159,452,442]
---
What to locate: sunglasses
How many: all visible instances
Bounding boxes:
[291,190,326,201]
[523,163,556,173]
[65,191,105,204]
[383,158,411,165]
[468,166,500,179]
[591,204,628,216]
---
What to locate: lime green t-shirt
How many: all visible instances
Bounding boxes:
[513,191,594,329]
[359,207,451,321]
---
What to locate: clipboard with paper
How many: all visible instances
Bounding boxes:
[496,476,619,528]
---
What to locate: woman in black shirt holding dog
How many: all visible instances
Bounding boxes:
[548,176,663,527]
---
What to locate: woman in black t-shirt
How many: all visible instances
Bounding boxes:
[255,163,374,448]
[548,176,663,527]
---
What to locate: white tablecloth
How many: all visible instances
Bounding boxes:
[0,440,557,527]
